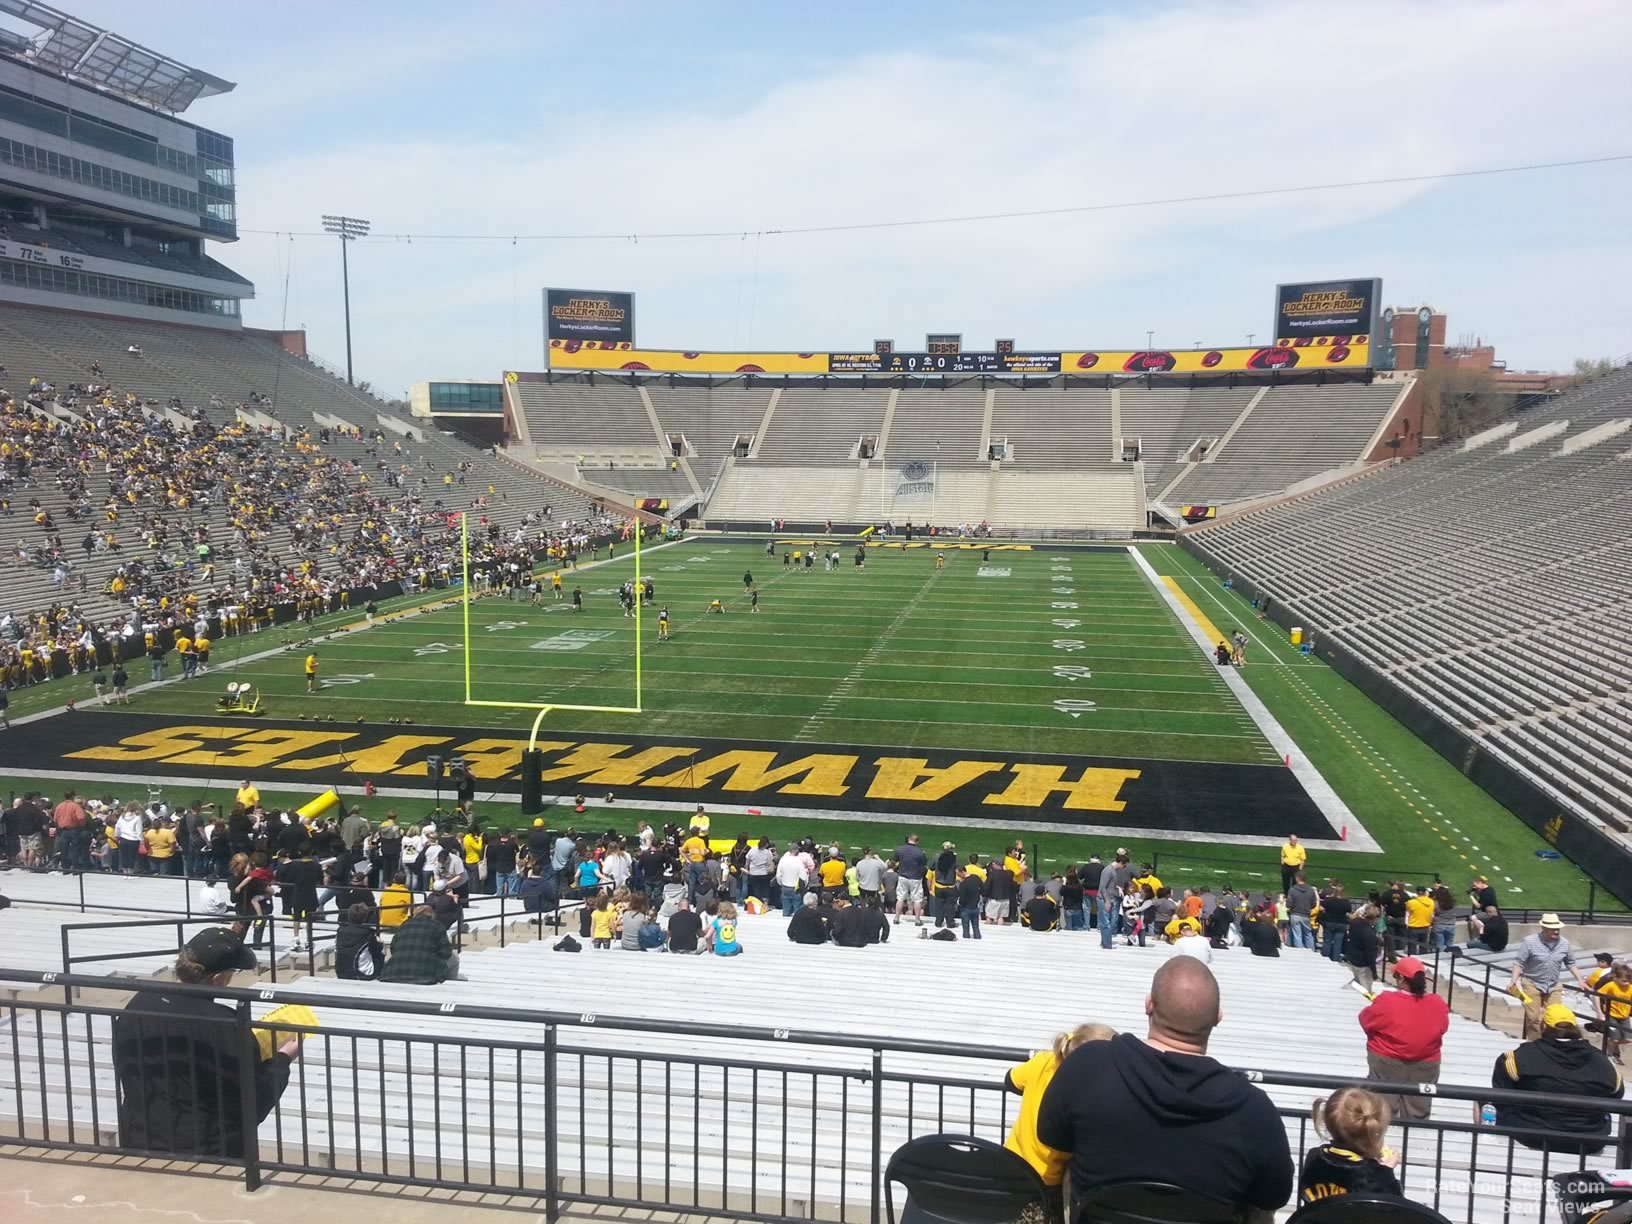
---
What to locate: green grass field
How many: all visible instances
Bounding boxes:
[0,536,1604,908]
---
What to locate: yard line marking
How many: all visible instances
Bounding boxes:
[793,564,943,742]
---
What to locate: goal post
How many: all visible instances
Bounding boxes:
[459,512,643,750]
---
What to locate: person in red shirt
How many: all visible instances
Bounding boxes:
[51,789,89,872]
[1358,956,1449,1121]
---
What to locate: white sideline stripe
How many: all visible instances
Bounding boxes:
[0,765,1362,851]
[1126,545,1379,854]
[5,538,686,730]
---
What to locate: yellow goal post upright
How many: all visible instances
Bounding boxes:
[460,513,643,808]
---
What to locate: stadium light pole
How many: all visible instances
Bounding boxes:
[1145,329,1154,350]
[321,214,371,385]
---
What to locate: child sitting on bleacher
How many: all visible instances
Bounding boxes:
[1297,1088,1401,1205]
[1003,1023,1117,1223]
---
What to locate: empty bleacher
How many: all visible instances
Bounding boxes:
[989,386,1114,466]
[1168,382,1402,505]
[754,388,889,463]
[885,387,989,463]
[647,384,774,487]
[511,379,660,457]
[1189,363,1632,833]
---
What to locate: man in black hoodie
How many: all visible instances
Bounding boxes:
[1037,958,1292,1219]
[787,893,831,945]
[1491,1006,1624,1155]
[830,898,890,947]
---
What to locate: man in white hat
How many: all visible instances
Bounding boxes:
[1511,913,1591,1039]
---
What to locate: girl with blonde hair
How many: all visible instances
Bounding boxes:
[1298,1087,1402,1203]
[1004,1024,1118,1220]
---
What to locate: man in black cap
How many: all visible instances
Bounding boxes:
[112,928,298,1158]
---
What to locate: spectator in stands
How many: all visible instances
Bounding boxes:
[1491,1003,1624,1155]
[381,905,459,984]
[1318,880,1351,962]
[929,842,959,929]
[1598,962,1632,1060]
[1059,870,1085,931]
[1346,904,1382,991]
[983,855,1017,926]
[854,846,885,909]
[1037,958,1292,1218]
[955,865,984,939]
[1003,1023,1117,1221]
[378,872,413,927]
[335,903,383,980]
[1285,873,1318,951]
[1510,914,1591,1039]
[830,898,890,947]
[1097,851,1130,949]
[1204,895,1236,949]
[1430,883,1458,952]
[667,895,704,954]
[707,901,742,956]
[776,844,806,917]
[1241,904,1281,957]
[519,863,557,919]
[1469,875,1499,913]
[891,834,928,927]
[51,789,87,873]
[788,892,830,945]
[1021,889,1059,932]
[1404,884,1435,954]
[744,837,774,904]
[1298,1088,1401,1205]
[486,828,520,897]
[1358,956,1449,1120]
[1467,904,1509,952]
[1172,922,1212,963]
[112,929,294,1158]
[1279,835,1305,895]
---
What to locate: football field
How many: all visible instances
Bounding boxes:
[0,536,1603,906]
[266,538,1279,766]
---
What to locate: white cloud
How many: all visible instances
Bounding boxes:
[214,0,1631,389]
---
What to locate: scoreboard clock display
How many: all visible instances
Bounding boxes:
[925,333,962,355]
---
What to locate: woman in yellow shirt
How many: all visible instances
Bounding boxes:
[143,821,179,875]
[1004,1024,1117,1215]
[462,828,485,890]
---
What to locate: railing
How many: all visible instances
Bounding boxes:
[47,888,569,989]
[1149,848,1621,924]
[2,968,1630,1223]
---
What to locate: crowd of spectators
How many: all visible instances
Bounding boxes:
[0,364,639,699]
[16,785,1623,1220]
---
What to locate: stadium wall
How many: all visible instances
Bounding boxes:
[1178,536,1632,907]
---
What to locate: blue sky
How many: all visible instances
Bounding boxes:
[53,0,1632,395]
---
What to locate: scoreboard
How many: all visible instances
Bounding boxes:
[828,351,1063,374]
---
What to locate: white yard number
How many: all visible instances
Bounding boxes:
[487,620,528,632]
[1053,699,1098,718]
[413,641,461,657]
[1053,665,1093,681]
[320,672,376,688]
[1051,587,1076,595]
[1052,639,1086,652]
[1051,601,1079,610]
[532,630,614,652]
[1051,618,1082,629]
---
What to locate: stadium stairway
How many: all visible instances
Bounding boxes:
[0,908,1585,1223]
